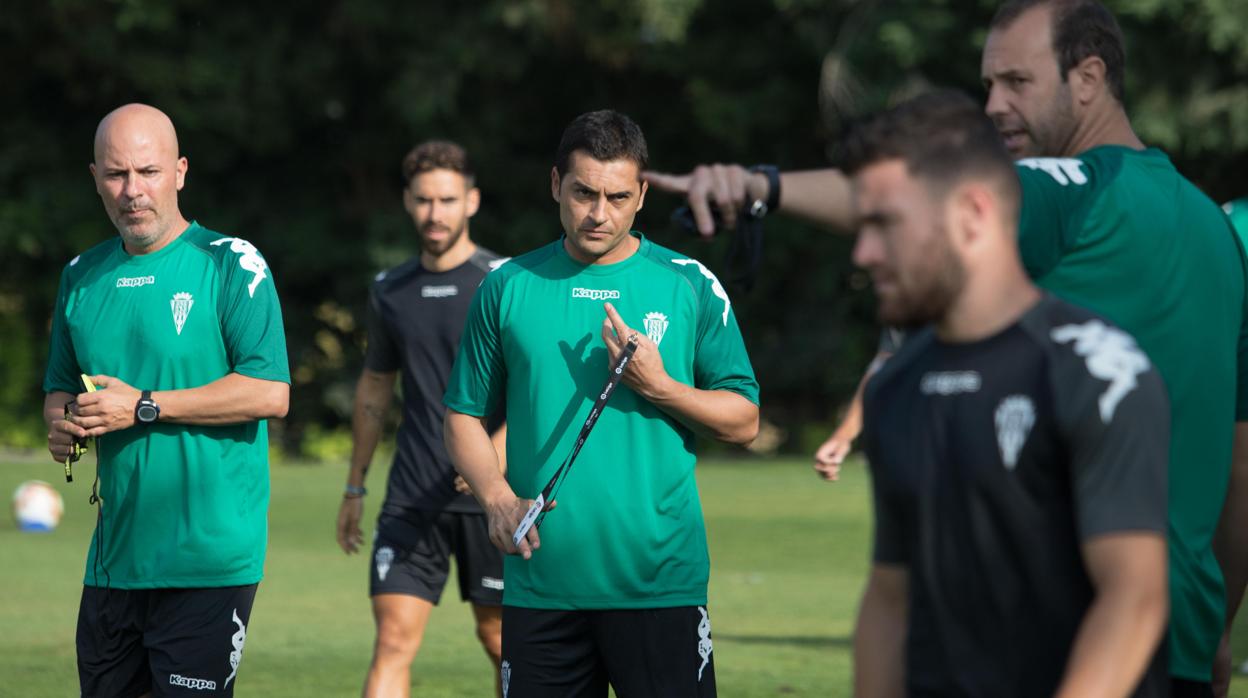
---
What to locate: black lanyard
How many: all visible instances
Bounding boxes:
[512,336,639,547]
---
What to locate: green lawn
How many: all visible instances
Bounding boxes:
[3,456,1247,696]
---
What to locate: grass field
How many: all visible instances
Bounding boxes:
[3,455,1248,697]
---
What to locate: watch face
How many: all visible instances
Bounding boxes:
[137,404,158,423]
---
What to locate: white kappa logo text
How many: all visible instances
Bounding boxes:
[169,674,216,691]
[116,275,156,288]
[571,288,620,301]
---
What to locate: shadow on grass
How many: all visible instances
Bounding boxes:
[715,633,851,649]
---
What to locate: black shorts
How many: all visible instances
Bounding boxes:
[500,605,716,698]
[370,505,504,606]
[76,584,257,698]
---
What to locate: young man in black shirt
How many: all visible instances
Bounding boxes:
[335,141,508,697]
[848,92,1169,698]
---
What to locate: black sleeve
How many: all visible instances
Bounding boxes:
[363,284,401,373]
[1053,326,1170,540]
[863,386,911,565]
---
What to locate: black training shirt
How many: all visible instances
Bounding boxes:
[365,247,506,513]
[862,294,1168,697]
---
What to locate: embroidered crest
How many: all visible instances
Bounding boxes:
[171,292,193,335]
[644,312,669,346]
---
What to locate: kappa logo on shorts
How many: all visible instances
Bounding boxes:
[481,576,504,591]
[644,312,669,346]
[169,674,217,691]
[696,606,713,682]
[501,660,512,698]
[376,546,395,582]
[223,608,246,689]
[994,395,1036,470]
[171,292,194,335]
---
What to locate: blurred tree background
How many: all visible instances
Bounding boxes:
[1,0,1245,456]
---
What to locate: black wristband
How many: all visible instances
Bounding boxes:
[748,164,781,218]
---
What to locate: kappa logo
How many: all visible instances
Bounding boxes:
[421,285,459,298]
[481,576,504,591]
[696,606,713,682]
[672,258,731,326]
[171,292,194,335]
[644,312,669,346]
[116,275,156,288]
[223,608,247,689]
[169,674,216,691]
[501,660,512,698]
[572,288,620,301]
[995,395,1036,470]
[376,546,395,582]
[210,237,269,297]
[920,371,982,396]
[1051,320,1150,423]
[1017,158,1089,186]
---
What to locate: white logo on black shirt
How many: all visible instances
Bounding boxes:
[171,292,193,335]
[1051,320,1149,423]
[995,395,1036,470]
[421,285,459,298]
[920,371,982,396]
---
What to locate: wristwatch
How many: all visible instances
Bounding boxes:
[747,164,781,219]
[344,484,367,498]
[135,390,160,424]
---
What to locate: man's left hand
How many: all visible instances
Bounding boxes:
[72,375,141,437]
[602,302,671,400]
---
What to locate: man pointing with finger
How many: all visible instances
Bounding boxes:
[444,109,759,697]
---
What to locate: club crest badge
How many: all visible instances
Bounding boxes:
[171,292,193,335]
[994,395,1036,470]
[644,312,669,346]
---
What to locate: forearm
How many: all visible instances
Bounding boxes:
[43,391,74,427]
[490,422,508,476]
[346,370,395,487]
[155,373,289,425]
[446,409,513,508]
[775,169,855,233]
[642,378,759,445]
[1215,422,1248,627]
[853,569,908,698]
[1057,535,1168,698]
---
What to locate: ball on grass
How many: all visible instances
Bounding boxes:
[12,480,64,532]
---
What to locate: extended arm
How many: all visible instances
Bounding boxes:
[1054,533,1168,698]
[601,303,758,445]
[70,372,288,436]
[814,350,892,480]
[337,368,396,553]
[445,408,547,560]
[643,166,854,236]
[853,563,909,698]
[1213,422,1248,693]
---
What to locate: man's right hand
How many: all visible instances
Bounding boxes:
[336,496,365,554]
[484,494,555,560]
[643,164,769,237]
[47,407,88,464]
[813,427,857,482]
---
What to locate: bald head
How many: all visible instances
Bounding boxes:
[93,103,180,165]
[90,103,189,254]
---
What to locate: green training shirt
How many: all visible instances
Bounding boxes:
[44,222,290,589]
[1016,148,1248,681]
[444,233,759,610]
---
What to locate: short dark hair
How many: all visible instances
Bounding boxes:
[401,140,474,187]
[990,0,1126,103]
[554,110,648,177]
[840,90,1021,214]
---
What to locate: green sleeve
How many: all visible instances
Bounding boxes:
[1015,158,1095,280]
[689,266,760,405]
[1232,224,1248,421]
[444,272,506,417]
[42,266,81,394]
[213,237,290,383]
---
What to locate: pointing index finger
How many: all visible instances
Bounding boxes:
[603,302,631,340]
[641,170,691,194]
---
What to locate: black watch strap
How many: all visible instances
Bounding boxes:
[748,164,781,218]
[135,390,160,424]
